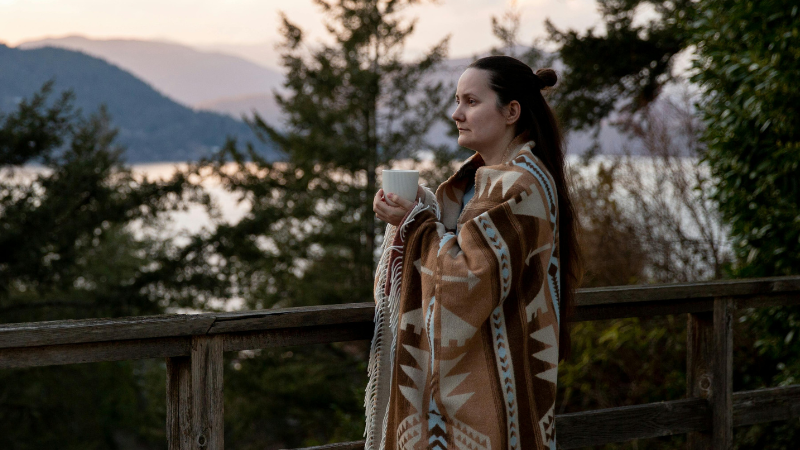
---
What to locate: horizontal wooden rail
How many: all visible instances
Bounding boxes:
[1,276,798,370]
[572,275,800,321]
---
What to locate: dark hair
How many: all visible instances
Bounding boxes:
[468,55,582,362]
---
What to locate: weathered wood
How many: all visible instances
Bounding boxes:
[223,322,375,352]
[0,323,377,369]
[713,297,734,450]
[572,292,800,322]
[686,311,714,450]
[0,303,376,350]
[167,356,192,450]
[733,385,800,426]
[0,322,373,369]
[191,336,224,450]
[0,314,215,349]
[0,276,798,450]
[209,302,375,334]
[2,293,796,367]
[1,277,798,351]
[0,336,190,369]
[572,298,715,321]
[555,397,710,449]
[577,276,800,307]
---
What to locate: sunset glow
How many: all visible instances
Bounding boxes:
[0,0,601,66]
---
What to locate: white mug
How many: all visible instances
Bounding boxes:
[382,169,419,203]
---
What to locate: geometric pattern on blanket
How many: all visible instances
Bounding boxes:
[365,137,562,450]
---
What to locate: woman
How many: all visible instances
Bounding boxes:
[367,55,581,450]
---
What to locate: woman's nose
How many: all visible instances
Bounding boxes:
[451,105,464,123]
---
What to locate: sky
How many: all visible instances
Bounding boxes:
[0,0,603,65]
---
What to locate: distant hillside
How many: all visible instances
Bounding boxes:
[11,37,640,156]
[195,41,281,72]
[0,44,276,163]
[192,51,637,155]
[196,93,283,125]
[18,36,284,107]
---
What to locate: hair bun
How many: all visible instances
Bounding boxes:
[534,68,557,89]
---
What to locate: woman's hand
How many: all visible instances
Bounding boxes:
[373,188,418,226]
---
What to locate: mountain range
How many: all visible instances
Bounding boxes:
[7,35,637,161]
[0,42,276,163]
[18,36,285,108]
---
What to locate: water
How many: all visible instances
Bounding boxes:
[3,157,714,237]
[130,156,714,234]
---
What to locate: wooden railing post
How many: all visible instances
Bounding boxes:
[687,309,714,449]
[712,297,734,450]
[191,336,224,450]
[687,297,735,450]
[167,356,192,450]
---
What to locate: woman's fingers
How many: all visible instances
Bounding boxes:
[373,189,395,217]
[383,193,399,207]
[374,199,400,217]
[374,195,413,226]
[373,190,418,226]
[373,189,384,213]
[386,193,414,210]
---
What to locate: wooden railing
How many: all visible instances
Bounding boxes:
[1,276,799,449]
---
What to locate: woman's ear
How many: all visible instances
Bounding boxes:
[505,100,521,125]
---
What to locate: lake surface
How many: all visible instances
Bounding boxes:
[5,155,712,242]
[129,155,709,234]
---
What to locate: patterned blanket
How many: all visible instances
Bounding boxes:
[365,140,562,450]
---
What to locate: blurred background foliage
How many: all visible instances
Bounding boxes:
[0,0,798,448]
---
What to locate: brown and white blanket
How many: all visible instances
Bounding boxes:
[365,140,562,450]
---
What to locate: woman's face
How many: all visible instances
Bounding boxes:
[451,68,510,153]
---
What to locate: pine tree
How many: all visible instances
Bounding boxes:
[187,0,455,446]
[0,82,203,448]
[545,0,694,130]
[192,0,452,310]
